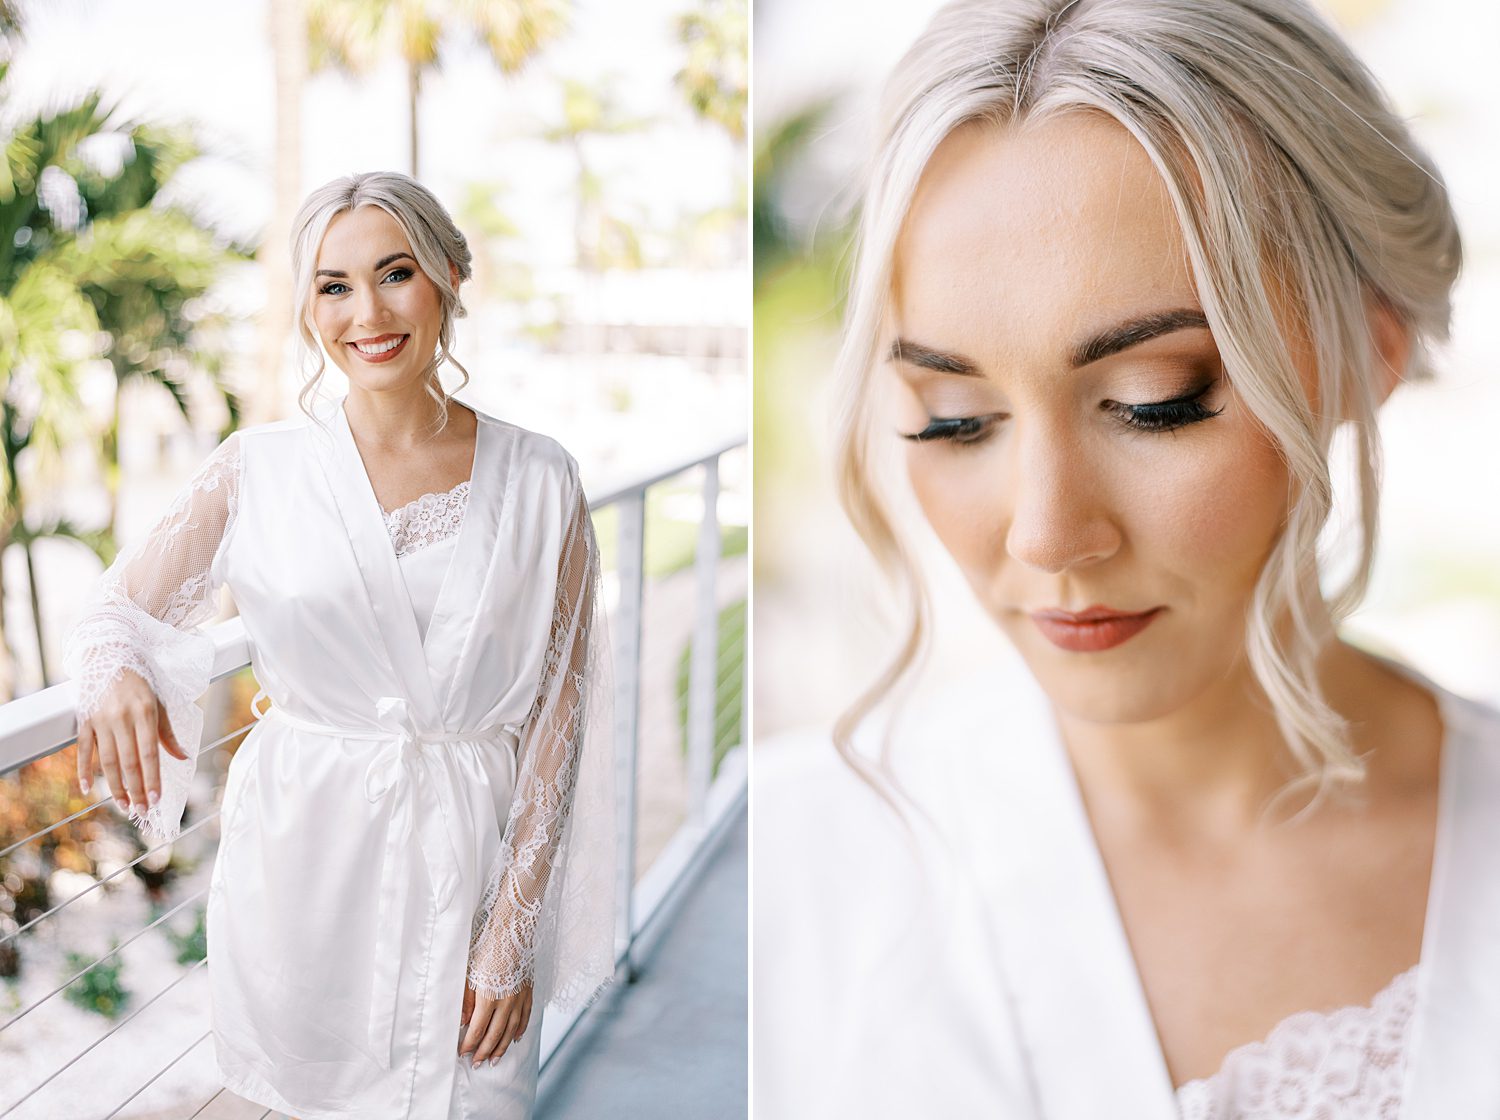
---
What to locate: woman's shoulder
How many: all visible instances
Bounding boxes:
[470,407,579,479]
[1368,650,1500,766]
[755,655,1055,890]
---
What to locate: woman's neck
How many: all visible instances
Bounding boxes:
[344,380,464,451]
[1053,640,1437,839]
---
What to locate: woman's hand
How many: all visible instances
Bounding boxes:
[458,977,533,1068]
[75,668,187,814]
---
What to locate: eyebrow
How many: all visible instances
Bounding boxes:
[315,251,416,279]
[888,307,1212,376]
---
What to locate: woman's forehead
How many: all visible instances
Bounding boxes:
[891,113,1200,359]
[317,205,412,267]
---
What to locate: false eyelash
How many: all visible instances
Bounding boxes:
[1104,380,1224,432]
[899,380,1225,447]
[900,414,1004,445]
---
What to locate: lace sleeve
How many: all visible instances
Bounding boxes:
[466,466,618,1012]
[61,431,243,843]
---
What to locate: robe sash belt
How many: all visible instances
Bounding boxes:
[250,688,520,1070]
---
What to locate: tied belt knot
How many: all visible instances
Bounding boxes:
[250,689,519,1071]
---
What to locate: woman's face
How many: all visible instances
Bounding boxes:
[310,204,448,394]
[889,112,1293,724]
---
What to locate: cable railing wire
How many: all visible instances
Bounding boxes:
[0,718,254,863]
[101,1026,213,1118]
[0,808,219,948]
[1,956,209,1117]
[0,884,208,1038]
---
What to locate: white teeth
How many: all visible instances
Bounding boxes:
[353,336,405,355]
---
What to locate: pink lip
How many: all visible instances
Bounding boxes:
[346,333,410,363]
[1028,605,1164,653]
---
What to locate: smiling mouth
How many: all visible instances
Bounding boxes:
[347,334,409,361]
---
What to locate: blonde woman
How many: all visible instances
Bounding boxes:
[63,171,615,1119]
[754,1,1500,1117]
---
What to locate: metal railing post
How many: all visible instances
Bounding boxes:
[686,458,721,824]
[610,491,646,982]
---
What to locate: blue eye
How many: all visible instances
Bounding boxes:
[318,267,412,297]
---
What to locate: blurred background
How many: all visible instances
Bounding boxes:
[754,0,1500,741]
[0,0,747,1114]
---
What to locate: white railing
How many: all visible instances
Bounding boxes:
[0,435,747,1119]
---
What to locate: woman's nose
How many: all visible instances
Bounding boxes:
[354,285,392,329]
[1003,424,1121,574]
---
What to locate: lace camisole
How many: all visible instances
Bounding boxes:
[1175,963,1420,1119]
[382,479,470,642]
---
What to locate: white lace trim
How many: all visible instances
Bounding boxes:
[382,480,470,558]
[1175,964,1419,1119]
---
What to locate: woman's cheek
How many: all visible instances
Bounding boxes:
[908,452,1009,591]
[1127,432,1287,590]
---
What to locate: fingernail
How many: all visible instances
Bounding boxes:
[81,779,90,794]
[148,790,159,808]
[115,796,128,811]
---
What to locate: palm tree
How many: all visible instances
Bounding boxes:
[306,0,571,179]
[0,77,248,694]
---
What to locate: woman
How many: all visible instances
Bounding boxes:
[754,1,1500,1117]
[63,171,616,1119]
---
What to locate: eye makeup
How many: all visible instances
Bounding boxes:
[898,376,1225,446]
[1103,377,1225,433]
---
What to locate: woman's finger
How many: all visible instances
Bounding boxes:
[473,1010,507,1066]
[516,990,532,1039]
[459,999,492,1058]
[133,706,160,812]
[97,726,127,811]
[115,709,145,814]
[488,1004,523,1063]
[76,719,97,795]
[158,703,187,762]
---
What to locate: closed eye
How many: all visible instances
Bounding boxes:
[899,414,1005,446]
[1103,379,1224,432]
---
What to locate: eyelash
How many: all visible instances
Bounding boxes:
[901,381,1225,446]
[318,267,413,296]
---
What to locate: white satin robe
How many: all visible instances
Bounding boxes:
[752,653,1500,1119]
[215,400,589,1119]
[65,395,613,1120]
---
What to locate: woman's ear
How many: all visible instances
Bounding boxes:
[449,260,460,289]
[1367,291,1412,407]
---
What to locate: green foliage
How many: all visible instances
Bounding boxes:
[307,0,572,75]
[675,597,746,777]
[0,76,245,514]
[62,942,129,1019]
[161,905,208,965]
[752,99,843,292]
[674,0,747,141]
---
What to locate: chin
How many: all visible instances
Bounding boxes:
[999,625,1204,726]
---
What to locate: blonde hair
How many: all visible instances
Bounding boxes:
[832,0,1462,819]
[289,170,475,431]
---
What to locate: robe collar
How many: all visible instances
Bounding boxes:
[310,392,508,726]
[953,657,1500,1119]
